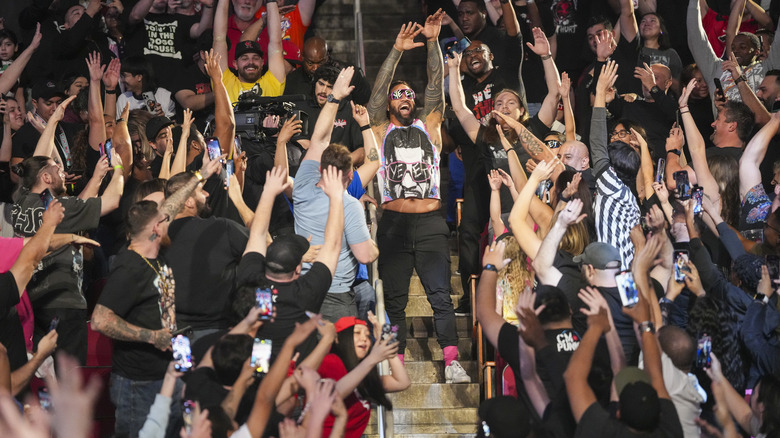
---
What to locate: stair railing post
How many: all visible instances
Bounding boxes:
[354,0,366,70]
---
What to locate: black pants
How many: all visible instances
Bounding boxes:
[458,181,490,300]
[34,308,88,365]
[378,210,456,351]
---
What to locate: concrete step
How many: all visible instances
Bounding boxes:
[410,274,465,297]
[386,382,480,408]
[365,423,478,434]
[407,316,472,339]
[403,360,478,383]
[405,294,465,317]
[405,338,473,361]
[365,435,476,438]
[367,407,479,426]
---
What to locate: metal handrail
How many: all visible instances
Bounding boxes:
[354,0,366,71]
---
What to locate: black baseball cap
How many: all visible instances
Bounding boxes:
[615,366,661,432]
[235,40,264,61]
[266,234,310,274]
[145,116,174,140]
[31,80,66,101]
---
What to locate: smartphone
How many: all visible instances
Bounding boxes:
[696,334,712,368]
[255,287,274,321]
[104,139,113,163]
[674,250,690,283]
[48,317,60,332]
[233,136,242,157]
[251,338,272,377]
[171,334,193,373]
[38,388,52,411]
[767,255,780,281]
[655,158,665,184]
[226,159,234,187]
[713,78,726,102]
[536,179,552,203]
[692,186,703,215]
[171,325,193,338]
[381,323,398,345]
[183,400,195,435]
[673,170,691,200]
[615,270,639,307]
[40,188,54,210]
[206,136,221,161]
[142,91,157,113]
[448,37,471,57]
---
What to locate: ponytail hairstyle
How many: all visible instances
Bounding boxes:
[332,326,393,409]
[13,156,52,190]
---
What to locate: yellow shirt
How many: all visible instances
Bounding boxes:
[222,69,285,105]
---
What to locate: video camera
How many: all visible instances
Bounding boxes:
[234,93,310,142]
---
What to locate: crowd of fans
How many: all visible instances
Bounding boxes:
[0,0,779,437]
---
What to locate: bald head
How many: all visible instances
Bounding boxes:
[658,325,696,373]
[302,37,329,75]
[651,64,673,92]
[558,140,590,171]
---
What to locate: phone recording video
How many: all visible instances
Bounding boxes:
[104,139,113,163]
[655,158,665,184]
[673,171,691,200]
[255,287,274,321]
[251,338,272,377]
[40,188,54,210]
[172,334,193,372]
[615,270,639,307]
[696,334,712,369]
[206,137,222,161]
[767,255,780,281]
[226,159,234,187]
[183,400,195,434]
[692,186,703,215]
[674,250,690,283]
[233,136,242,156]
[447,37,471,57]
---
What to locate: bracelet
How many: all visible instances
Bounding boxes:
[265,0,277,3]
[507,147,517,154]
[483,264,498,272]
[360,124,370,132]
[678,105,688,109]
[117,118,126,123]
[559,193,571,202]
[679,110,690,115]
[105,88,118,95]
[194,170,204,181]
[638,321,655,334]
[540,54,552,61]
[735,75,746,84]
[113,165,123,171]
[667,149,681,156]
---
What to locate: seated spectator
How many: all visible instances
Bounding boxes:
[116,56,176,119]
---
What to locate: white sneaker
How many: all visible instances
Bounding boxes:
[445,360,471,383]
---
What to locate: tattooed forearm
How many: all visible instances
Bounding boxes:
[160,174,202,221]
[368,147,379,161]
[367,48,402,125]
[92,305,154,344]
[423,40,444,118]
[518,128,547,159]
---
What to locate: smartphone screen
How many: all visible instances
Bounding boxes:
[183,400,195,434]
[674,250,690,283]
[251,338,272,376]
[40,188,53,210]
[450,37,471,56]
[615,271,639,307]
[48,317,60,332]
[38,388,52,411]
[713,77,726,102]
[692,186,703,215]
[655,158,665,184]
[226,159,234,187]
[255,287,274,320]
[104,139,113,163]
[673,171,691,200]
[233,136,242,157]
[143,91,157,113]
[172,335,193,372]
[206,137,221,161]
[767,255,780,281]
[696,334,712,368]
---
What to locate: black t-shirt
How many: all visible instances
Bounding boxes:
[11,122,83,173]
[167,216,249,329]
[516,4,556,104]
[11,189,101,309]
[236,251,332,360]
[537,0,597,78]
[575,399,683,438]
[597,286,640,365]
[122,12,199,91]
[0,272,28,373]
[705,146,743,162]
[468,26,524,93]
[97,248,172,380]
[183,367,230,407]
[174,65,214,131]
[474,126,519,214]
[607,94,677,160]
[242,140,298,234]
[462,69,511,123]
[298,101,363,153]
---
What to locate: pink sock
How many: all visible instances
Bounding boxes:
[443,346,458,367]
[397,354,404,365]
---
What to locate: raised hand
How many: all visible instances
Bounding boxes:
[496,168,514,187]
[652,182,669,203]
[263,165,291,197]
[633,62,656,92]
[46,354,102,438]
[595,60,619,97]
[529,159,555,182]
[351,101,370,126]
[645,205,666,233]
[30,23,42,51]
[525,27,551,57]
[491,110,522,131]
[665,124,684,152]
[42,199,65,228]
[557,198,587,226]
[683,262,705,297]
[594,30,616,61]
[722,52,743,80]
[103,57,121,90]
[367,337,399,364]
[447,51,462,73]
[92,155,111,181]
[586,306,611,334]
[320,164,345,198]
[331,67,355,100]
[393,22,424,52]
[50,95,78,125]
[86,51,105,82]
[678,79,696,108]
[277,115,302,144]
[204,49,223,81]
[487,169,502,191]
[421,9,444,41]
[561,172,582,200]
[514,291,547,350]
[481,239,511,271]
[558,72,571,99]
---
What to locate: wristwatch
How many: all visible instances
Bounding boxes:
[755,293,770,304]
[650,86,661,94]
[327,94,340,105]
[667,149,681,156]
[483,264,498,272]
[639,321,655,334]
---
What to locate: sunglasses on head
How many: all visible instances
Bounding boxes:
[390,89,415,100]
[546,139,562,149]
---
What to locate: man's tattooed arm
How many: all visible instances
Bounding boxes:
[367,48,402,126]
[159,173,203,222]
[516,123,559,166]
[92,304,170,350]
[423,39,445,121]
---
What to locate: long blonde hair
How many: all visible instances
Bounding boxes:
[497,236,534,318]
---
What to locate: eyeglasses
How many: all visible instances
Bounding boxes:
[546,139,562,149]
[463,48,487,57]
[390,89,415,100]
[610,129,630,139]
[387,161,432,183]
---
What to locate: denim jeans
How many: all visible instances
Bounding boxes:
[378,210,457,352]
[353,280,376,323]
[110,373,183,438]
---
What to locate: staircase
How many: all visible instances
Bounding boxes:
[312,1,481,436]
